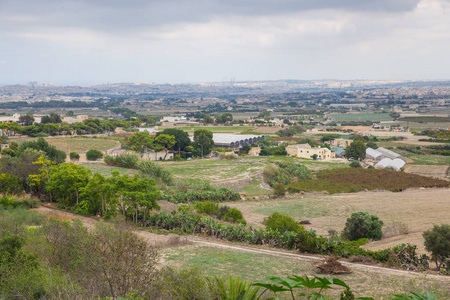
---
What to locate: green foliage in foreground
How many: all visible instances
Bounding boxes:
[287,168,449,194]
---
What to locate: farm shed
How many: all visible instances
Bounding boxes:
[366,148,383,161]
[376,147,408,163]
[211,134,264,148]
[375,158,405,171]
[331,147,346,158]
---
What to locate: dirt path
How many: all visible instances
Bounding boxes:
[32,205,450,283]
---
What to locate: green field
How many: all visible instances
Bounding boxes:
[330,113,393,122]
[14,137,119,153]
[398,116,450,123]
[163,245,450,299]
[394,149,450,165]
[80,163,141,177]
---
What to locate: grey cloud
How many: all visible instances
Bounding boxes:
[0,0,421,33]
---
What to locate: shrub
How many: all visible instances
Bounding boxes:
[70,151,80,160]
[223,208,246,225]
[423,224,450,269]
[104,154,140,168]
[349,161,361,168]
[263,212,303,233]
[86,149,103,161]
[273,183,286,197]
[342,211,383,241]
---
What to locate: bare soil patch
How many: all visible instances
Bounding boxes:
[405,165,449,180]
[252,126,282,133]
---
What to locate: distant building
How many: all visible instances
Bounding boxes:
[62,115,89,124]
[248,147,261,156]
[331,147,345,158]
[138,128,159,136]
[365,147,407,163]
[329,104,366,108]
[141,151,174,161]
[162,116,187,122]
[192,134,264,148]
[325,138,352,149]
[286,144,335,160]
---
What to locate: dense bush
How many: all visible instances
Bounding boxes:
[104,155,174,185]
[263,161,312,187]
[161,187,240,203]
[104,154,140,168]
[18,138,66,163]
[69,151,80,160]
[263,212,303,233]
[342,211,384,241]
[287,168,449,194]
[349,161,361,168]
[194,201,246,224]
[86,149,103,161]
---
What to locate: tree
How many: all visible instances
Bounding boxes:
[193,129,214,157]
[203,114,214,124]
[41,113,62,124]
[423,224,450,269]
[0,173,22,195]
[342,211,384,241]
[345,141,367,160]
[154,134,176,159]
[46,163,91,206]
[86,149,103,161]
[126,131,154,153]
[18,113,34,126]
[215,113,233,124]
[18,138,66,163]
[66,111,74,116]
[366,142,378,149]
[158,128,191,152]
[312,154,318,160]
[1,148,16,157]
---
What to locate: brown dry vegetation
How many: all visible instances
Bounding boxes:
[228,188,450,254]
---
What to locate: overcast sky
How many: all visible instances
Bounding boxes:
[1,0,449,85]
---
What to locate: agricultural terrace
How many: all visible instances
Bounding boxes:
[13,137,119,153]
[163,156,348,186]
[329,112,393,122]
[162,245,450,299]
[227,188,450,254]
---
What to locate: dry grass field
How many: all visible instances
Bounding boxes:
[162,244,450,298]
[228,188,450,254]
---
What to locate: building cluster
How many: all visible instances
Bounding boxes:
[365,147,407,171]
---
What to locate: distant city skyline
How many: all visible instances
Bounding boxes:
[1,0,449,85]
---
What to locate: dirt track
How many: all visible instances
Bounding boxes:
[32,205,450,283]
